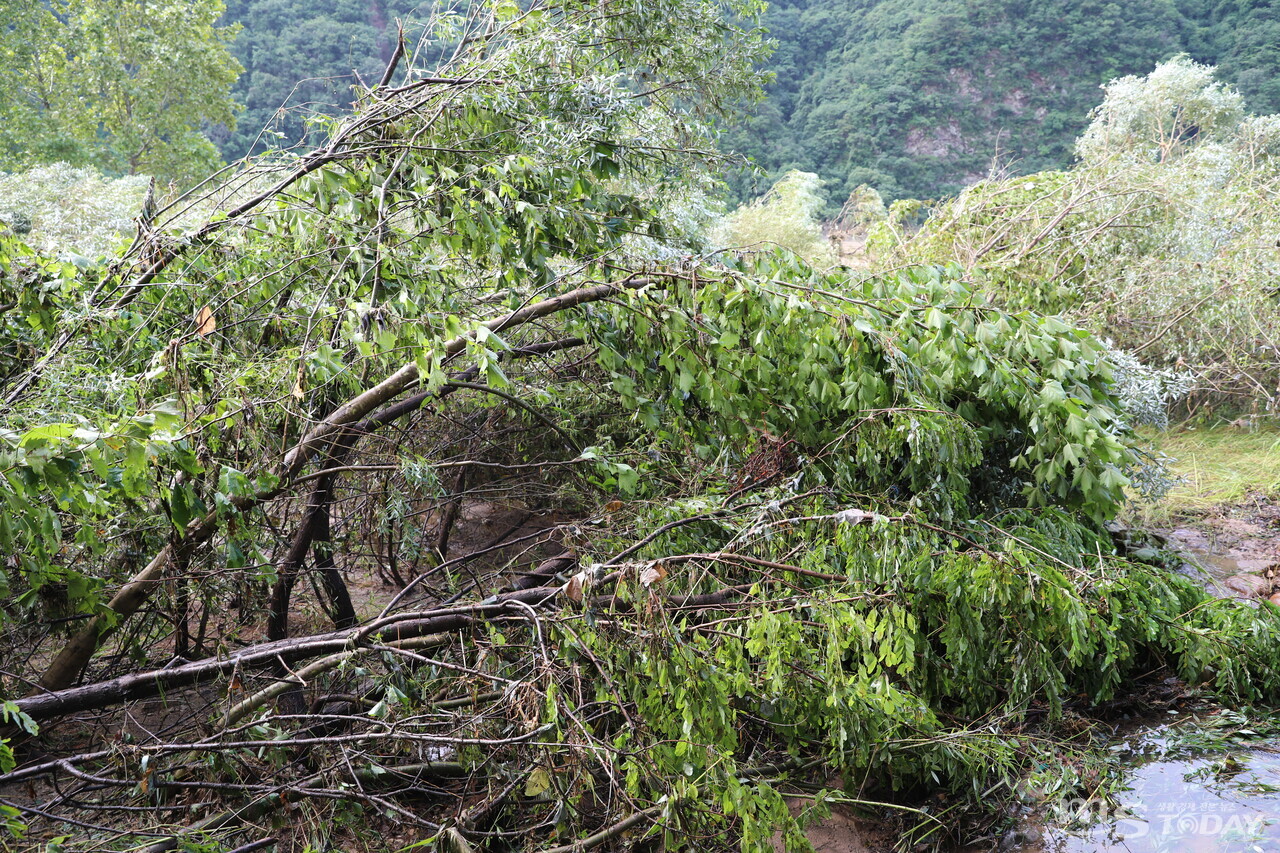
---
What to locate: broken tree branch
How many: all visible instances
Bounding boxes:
[34,333,590,693]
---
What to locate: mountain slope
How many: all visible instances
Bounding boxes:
[214,0,418,158]
[726,0,1194,203]
[214,0,1280,203]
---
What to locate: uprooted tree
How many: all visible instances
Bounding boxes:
[1,4,1279,851]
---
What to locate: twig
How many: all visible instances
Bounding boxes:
[539,803,666,853]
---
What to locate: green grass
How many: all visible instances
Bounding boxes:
[1125,424,1280,525]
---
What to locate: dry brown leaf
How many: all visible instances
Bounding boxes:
[195,305,216,338]
[564,571,588,603]
[639,561,667,588]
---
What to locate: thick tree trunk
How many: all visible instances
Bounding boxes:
[313,502,357,629]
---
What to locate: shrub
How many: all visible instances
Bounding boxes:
[712,170,837,267]
[876,57,1280,412]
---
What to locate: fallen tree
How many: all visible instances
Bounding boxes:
[3,3,1280,851]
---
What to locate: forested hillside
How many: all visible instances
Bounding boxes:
[216,0,1280,203]
[213,0,421,158]
[728,0,1280,202]
[725,0,1191,202]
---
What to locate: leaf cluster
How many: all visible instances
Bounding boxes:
[590,259,1134,521]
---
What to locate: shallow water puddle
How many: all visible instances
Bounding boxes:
[1022,729,1280,852]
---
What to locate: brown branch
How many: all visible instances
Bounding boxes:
[539,803,666,853]
[15,586,564,723]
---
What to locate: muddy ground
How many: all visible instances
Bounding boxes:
[1160,493,1280,604]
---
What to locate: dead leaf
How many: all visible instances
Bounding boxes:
[524,767,551,798]
[195,305,216,338]
[564,570,589,603]
[604,500,624,513]
[639,561,667,588]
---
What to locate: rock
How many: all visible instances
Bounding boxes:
[1224,573,1269,598]
[1221,519,1265,537]
[998,827,1043,850]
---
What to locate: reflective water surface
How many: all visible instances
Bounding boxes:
[1015,726,1280,853]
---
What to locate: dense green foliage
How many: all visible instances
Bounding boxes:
[592,261,1135,521]
[0,163,151,259]
[3,2,1280,851]
[712,169,836,264]
[565,494,1280,849]
[0,0,242,185]
[1180,0,1280,116]
[726,0,1190,203]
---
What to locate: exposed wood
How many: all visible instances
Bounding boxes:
[16,586,562,722]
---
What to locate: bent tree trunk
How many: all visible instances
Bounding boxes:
[30,318,605,693]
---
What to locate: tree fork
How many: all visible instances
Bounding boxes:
[31,333,591,693]
[266,431,357,642]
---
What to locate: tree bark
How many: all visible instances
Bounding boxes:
[16,586,562,722]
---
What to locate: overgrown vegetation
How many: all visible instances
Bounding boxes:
[872,57,1280,413]
[711,170,835,265]
[2,4,1279,853]
[1126,425,1280,525]
[0,0,242,186]
[0,164,151,259]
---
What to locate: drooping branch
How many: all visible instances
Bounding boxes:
[1,57,503,406]
[278,277,642,481]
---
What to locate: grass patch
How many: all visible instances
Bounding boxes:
[1127,424,1280,525]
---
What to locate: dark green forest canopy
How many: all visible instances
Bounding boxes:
[213,0,427,158]
[723,0,1280,204]
[214,0,1280,203]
